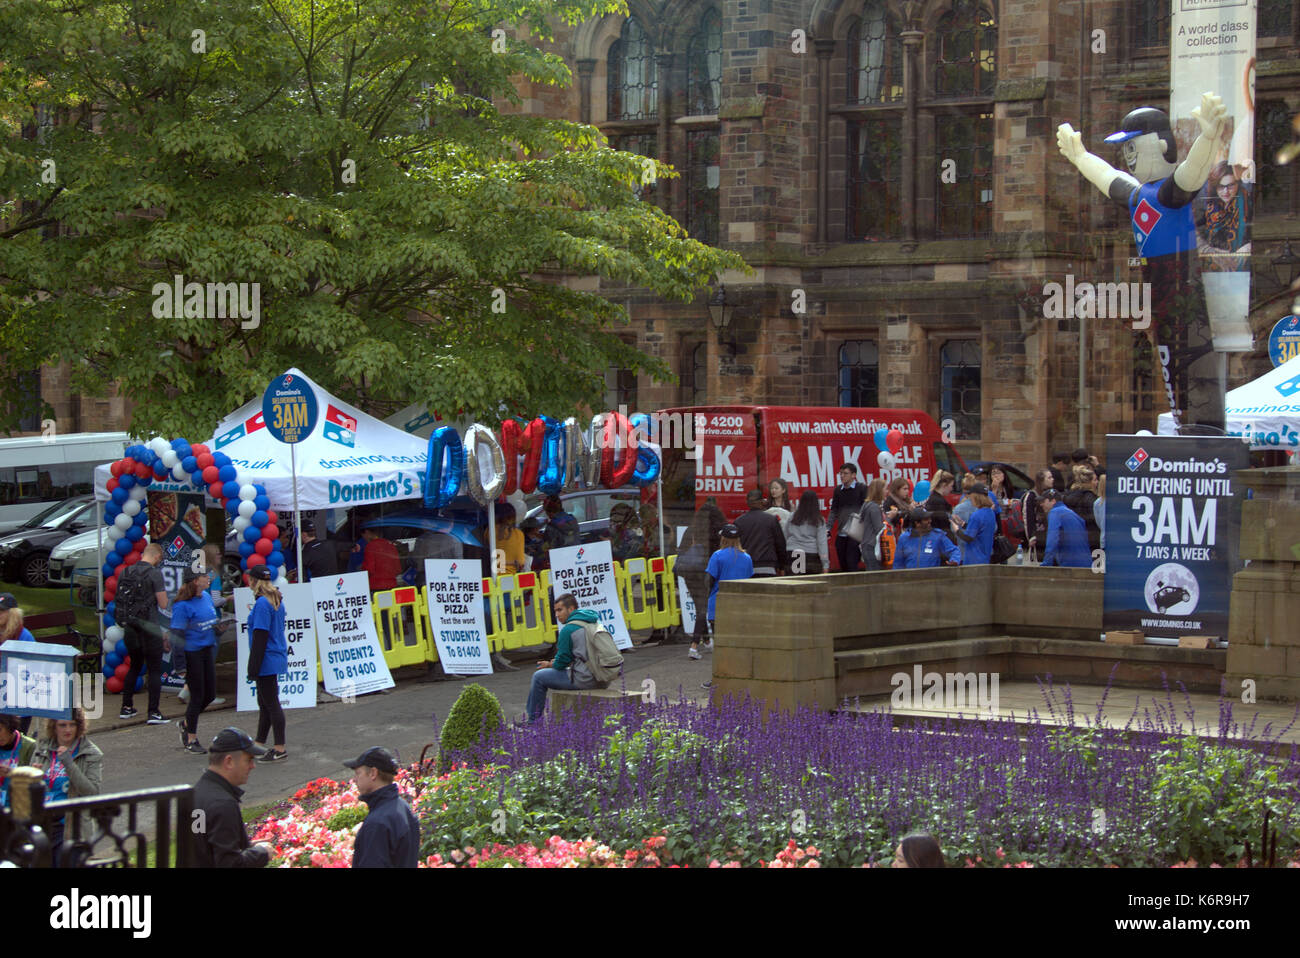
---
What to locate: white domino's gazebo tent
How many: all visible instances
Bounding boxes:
[1157,354,1300,456]
[93,368,430,512]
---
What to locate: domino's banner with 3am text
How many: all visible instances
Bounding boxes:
[1104,435,1248,640]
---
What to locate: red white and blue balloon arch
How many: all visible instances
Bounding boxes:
[98,437,284,694]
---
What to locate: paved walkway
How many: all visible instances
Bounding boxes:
[847,680,1300,746]
[90,636,712,823]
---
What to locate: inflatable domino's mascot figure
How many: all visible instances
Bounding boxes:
[1057,93,1228,433]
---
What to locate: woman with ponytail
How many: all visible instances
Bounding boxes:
[245,566,288,762]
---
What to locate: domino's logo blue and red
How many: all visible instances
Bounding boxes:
[323,404,357,448]
[576,547,585,561]
[166,535,185,558]
[449,562,458,576]
[1126,448,1149,472]
[1276,374,1300,398]
[335,576,346,594]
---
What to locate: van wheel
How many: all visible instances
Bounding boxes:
[21,552,51,588]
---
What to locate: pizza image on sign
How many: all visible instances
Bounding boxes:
[149,494,178,541]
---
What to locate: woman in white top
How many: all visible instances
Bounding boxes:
[765,478,793,529]
[783,491,828,574]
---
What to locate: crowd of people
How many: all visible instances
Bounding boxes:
[668,447,1106,662]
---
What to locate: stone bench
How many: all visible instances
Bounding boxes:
[549,688,648,718]
[835,634,1226,699]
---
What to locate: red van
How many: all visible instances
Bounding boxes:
[656,406,968,533]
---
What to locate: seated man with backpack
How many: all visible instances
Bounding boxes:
[523,593,623,724]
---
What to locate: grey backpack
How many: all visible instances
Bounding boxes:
[573,620,624,687]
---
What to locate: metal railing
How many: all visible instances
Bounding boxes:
[2,771,193,868]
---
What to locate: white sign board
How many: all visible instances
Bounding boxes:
[312,571,395,697]
[424,559,492,675]
[674,526,699,636]
[547,540,633,650]
[233,583,319,711]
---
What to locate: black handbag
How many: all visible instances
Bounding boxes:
[991,535,1017,565]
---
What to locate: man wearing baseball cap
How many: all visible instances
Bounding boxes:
[299,519,339,581]
[894,509,961,569]
[185,728,272,867]
[343,747,420,868]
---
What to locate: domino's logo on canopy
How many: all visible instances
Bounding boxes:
[324,404,357,448]
[1126,448,1149,472]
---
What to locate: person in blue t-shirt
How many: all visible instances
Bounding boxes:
[703,525,754,642]
[171,568,222,753]
[245,566,289,762]
[895,510,962,569]
[1039,490,1092,569]
[959,485,999,565]
[0,593,35,643]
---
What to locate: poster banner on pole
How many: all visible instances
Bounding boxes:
[424,559,492,675]
[1171,0,1256,352]
[548,541,633,650]
[233,583,319,711]
[312,571,395,697]
[675,526,697,636]
[147,488,207,692]
[1103,434,1248,640]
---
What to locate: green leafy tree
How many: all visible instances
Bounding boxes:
[0,0,745,436]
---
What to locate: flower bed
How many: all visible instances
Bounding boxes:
[251,692,1300,868]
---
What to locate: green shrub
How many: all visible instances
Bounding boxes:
[438,683,506,772]
[326,805,368,831]
[1146,736,1297,865]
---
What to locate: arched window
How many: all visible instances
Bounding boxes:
[1133,0,1171,49]
[847,2,902,104]
[934,0,997,98]
[684,9,723,243]
[1258,100,1299,215]
[847,119,903,239]
[686,8,723,115]
[608,17,658,121]
[691,342,708,404]
[940,339,981,440]
[839,341,880,407]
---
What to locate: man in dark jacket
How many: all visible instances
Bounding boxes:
[187,728,272,868]
[299,520,339,581]
[734,488,789,577]
[829,464,866,572]
[344,747,421,868]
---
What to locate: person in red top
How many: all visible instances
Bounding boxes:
[360,528,400,593]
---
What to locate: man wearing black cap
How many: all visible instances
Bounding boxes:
[343,747,421,868]
[186,728,272,868]
[299,520,339,581]
[894,509,961,570]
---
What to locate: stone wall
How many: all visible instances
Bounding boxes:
[1227,467,1300,701]
[712,565,1231,715]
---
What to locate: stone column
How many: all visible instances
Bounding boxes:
[1226,467,1300,701]
[814,38,835,245]
[900,29,923,250]
[656,52,674,216]
[576,59,596,124]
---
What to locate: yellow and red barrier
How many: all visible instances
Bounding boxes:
[363,556,685,667]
